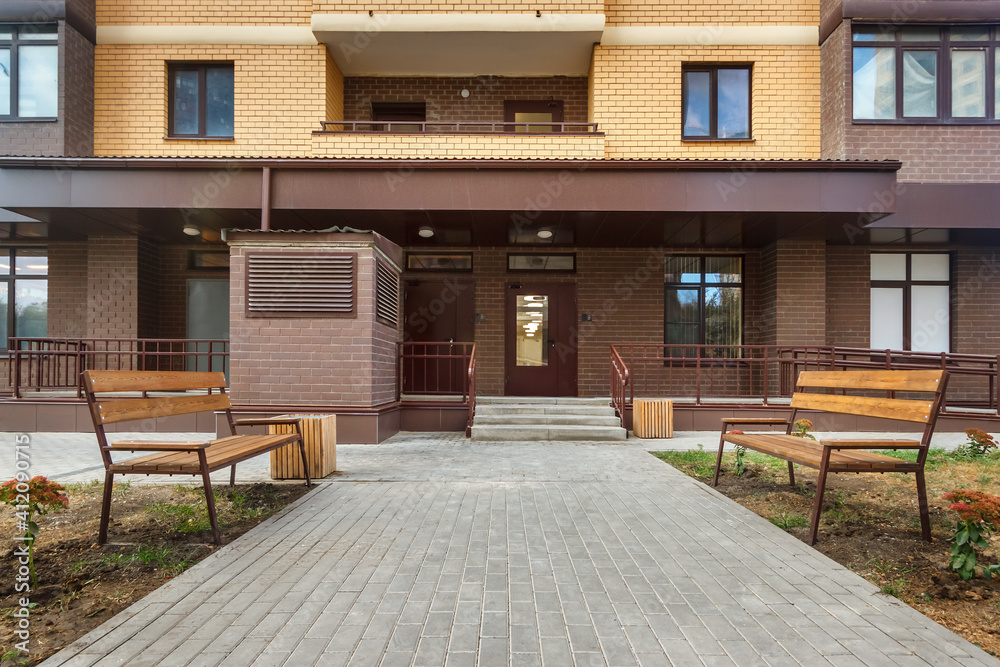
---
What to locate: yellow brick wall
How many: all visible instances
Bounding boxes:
[313,2,602,13]
[311,133,605,159]
[97,0,312,25]
[325,51,344,122]
[94,45,330,157]
[593,46,820,160]
[605,0,819,26]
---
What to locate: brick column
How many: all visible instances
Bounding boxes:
[86,237,151,339]
[762,240,828,347]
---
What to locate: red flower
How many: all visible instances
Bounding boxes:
[727,430,744,435]
[943,489,1000,525]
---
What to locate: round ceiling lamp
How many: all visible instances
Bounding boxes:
[418,226,435,238]
[536,229,553,239]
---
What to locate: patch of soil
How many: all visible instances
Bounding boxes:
[688,457,1000,657]
[0,481,311,665]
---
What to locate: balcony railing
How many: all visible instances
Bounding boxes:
[398,341,477,437]
[318,120,602,134]
[609,344,1000,419]
[7,337,230,398]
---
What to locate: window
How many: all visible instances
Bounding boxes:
[853,24,1000,122]
[0,24,58,120]
[682,65,751,139]
[870,253,950,352]
[1,248,47,349]
[664,256,742,357]
[371,102,425,132]
[168,63,234,138]
[504,100,564,133]
[507,254,575,272]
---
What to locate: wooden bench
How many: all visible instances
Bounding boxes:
[83,370,311,546]
[714,370,949,545]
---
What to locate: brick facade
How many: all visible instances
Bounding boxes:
[94,44,329,157]
[822,20,1000,183]
[47,242,89,338]
[228,241,401,408]
[312,2,602,14]
[592,46,821,160]
[605,0,818,25]
[97,0,311,25]
[343,76,589,126]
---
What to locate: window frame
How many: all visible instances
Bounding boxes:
[663,255,744,358]
[0,247,48,351]
[681,63,753,141]
[166,62,235,139]
[870,252,951,352]
[0,23,59,122]
[851,23,1000,124]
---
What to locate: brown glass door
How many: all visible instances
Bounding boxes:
[505,283,577,396]
[403,279,474,394]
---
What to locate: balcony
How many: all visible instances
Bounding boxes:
[312,120,606,160]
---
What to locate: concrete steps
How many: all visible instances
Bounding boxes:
[471,397,627,442]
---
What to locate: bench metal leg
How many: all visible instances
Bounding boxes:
[808,448,833,546]
[199,451,222,546]
[712,430,726,487]
[915,471,932,542]
[230,465,236,490]
[298,439,311,487]
[98,470,115,546]
[787,461,795,487]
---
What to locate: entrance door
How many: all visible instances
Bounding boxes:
[505,283,577,396]
[403,279,474,394]
[186,279,229,377]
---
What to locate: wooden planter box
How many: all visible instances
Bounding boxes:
[633,399,673,438]
[269,414,337,479]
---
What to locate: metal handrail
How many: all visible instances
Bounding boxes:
[318,120,602,135]
[610,344,630,429]
[467,344,477,438]
[398,341,476,397]
[7,337,230,398]
[609,344,999,415]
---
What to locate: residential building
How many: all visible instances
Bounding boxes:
[0,0,997,439]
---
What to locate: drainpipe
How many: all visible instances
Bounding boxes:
[260,166,271,231]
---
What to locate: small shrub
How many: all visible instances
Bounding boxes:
[942,489,1000,581]
[0,476,69,588]
[956,429,999,459]
[792,419,816,440]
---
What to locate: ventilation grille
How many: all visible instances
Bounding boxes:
[247,254,355,314]
[375,260,400,325]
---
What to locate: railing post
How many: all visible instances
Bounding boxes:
[12,339,21,399]
[762,346,769,407]
[695,347,702,406]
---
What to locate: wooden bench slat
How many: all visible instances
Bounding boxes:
[97,393,232,424]
[108,434,303,475]
[796,370,945,393]
[791,393,934,423]
[722,433,916,471]
[84,370,228,393]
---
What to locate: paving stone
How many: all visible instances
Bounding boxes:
[35,434,1000,667]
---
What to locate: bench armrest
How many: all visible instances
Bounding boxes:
[233,417,302,427]
[819,439,922,450]
[108,440,211,451]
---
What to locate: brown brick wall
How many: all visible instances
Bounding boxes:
[86,237,140,339]
[228,244,401,407]
[137,239,159,338]
[411,246,774,397]
[343,76,589,125]
[825,245,870,347]
[826,19,1000,182]
[63,22,95,157]
[774,240,827,346]
[953,247,1000,355]
[47,242,89,338]
[820,19,846,159]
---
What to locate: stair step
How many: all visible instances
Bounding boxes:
[471,424,628,442]
[477,396,611,406]
[476,405,616,417]
[474,414,623,427]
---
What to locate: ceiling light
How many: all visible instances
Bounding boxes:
[418,226,435,238]
[182,224,201,236]
[536,229,553,239]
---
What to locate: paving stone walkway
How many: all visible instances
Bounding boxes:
[32,433,1000,666]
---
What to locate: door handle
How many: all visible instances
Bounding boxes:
[548,339,556,347]
[447,338,454,343]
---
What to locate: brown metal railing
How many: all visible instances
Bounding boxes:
[467,345,477,437]
[7,337,230,398]
[398,342,476,400]
[609,344,1000,415]
[319,120,602,135]
[610,344,630,429]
